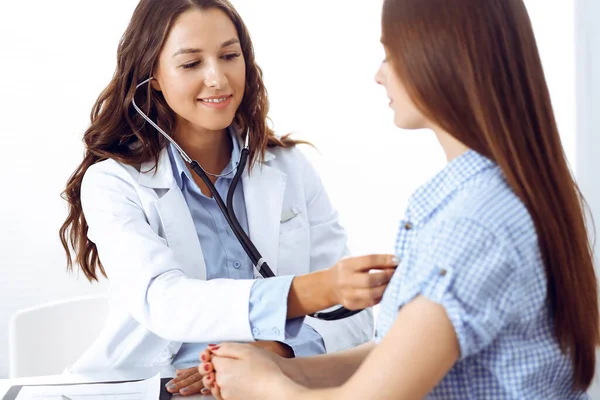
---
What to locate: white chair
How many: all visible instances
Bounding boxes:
[9,294,109,378]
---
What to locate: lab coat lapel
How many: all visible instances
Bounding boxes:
[137,147,174,190]
[243,153,286,276]
[139,148,207,280]
[154,183,207,280]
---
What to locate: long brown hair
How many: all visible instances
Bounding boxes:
[60,0,301,282]
[382,0,598,391]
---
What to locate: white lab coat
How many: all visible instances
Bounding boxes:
[70,143,373,372]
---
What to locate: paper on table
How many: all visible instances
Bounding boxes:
[14,373,161,400]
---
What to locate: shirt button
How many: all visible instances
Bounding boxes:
[233,261,241,269]
[252,328,260,336]
[272,327,281,336]
[439,268,447,277]
[404,221,413,230]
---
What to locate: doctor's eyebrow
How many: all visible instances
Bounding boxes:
[172,38,240,57]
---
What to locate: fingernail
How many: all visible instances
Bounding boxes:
[208,344,217,347]
[166,383,176,390]
[201,354,206,361]
[201,388,210,395]
[392,256,399,264]
[211,346,220,351]
[180,387,189,394]
[204,364,210,371]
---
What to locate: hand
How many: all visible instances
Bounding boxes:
[199,343,299,400]
[165,366,205,396]
[165,341,290,396]
[327,254,399,310]
[197,343,285,398]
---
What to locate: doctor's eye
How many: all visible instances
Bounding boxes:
[222,53,241,61]
[182,61,200,70]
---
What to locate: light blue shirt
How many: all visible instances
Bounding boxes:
[374,150,586,399]
[168,128,325,367]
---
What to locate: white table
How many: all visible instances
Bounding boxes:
[0,366,214,399]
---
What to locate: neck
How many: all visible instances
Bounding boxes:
[174,120,232,175]
[431,126,469,163]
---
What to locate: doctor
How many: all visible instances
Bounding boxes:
[59,0,395,394]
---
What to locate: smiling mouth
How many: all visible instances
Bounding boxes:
[199,95,232,103]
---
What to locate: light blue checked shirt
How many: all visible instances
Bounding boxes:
[168,128,325,367]
[374,150,586,399]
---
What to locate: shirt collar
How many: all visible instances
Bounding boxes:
[407,150,497,223]
[168,126,242,189]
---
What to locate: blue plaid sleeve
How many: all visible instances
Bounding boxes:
[410,218,522,359]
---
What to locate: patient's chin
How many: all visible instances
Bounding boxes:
[394,116,426,131]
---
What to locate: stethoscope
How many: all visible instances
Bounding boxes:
[132,77,361,321]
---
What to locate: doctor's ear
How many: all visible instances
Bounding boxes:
[150,77,162,92]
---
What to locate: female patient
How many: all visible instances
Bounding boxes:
[199,0,599,398]
[59,0,396,394]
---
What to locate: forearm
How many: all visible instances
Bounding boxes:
[287,270,336,319]
[279,341,375,388]
[144,275,255,342]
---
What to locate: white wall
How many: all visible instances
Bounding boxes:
[0,0,579,380]
[575,0,600,396]
[0,1,138,378]
[576,0,600,264]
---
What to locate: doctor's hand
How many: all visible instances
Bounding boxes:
[199,343,297,400]
[165,366,206,396]
[328,254,399,310]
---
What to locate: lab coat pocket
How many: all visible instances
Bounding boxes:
[279,207,304,231]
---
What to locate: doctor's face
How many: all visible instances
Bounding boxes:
[375,48,427,130]
[152,7,246,133]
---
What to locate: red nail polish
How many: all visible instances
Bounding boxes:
[211,346,220,350]
[204,364,210,371]
[201,354,206,361]
[208,344,217,347]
